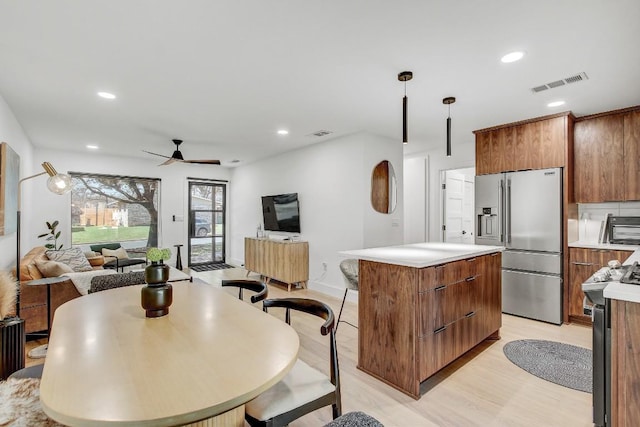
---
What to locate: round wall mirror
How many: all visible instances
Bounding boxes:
[371,160,397,214]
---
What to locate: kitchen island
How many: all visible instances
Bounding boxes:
[340,243,503,398]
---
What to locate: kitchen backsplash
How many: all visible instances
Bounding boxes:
[577,202,640,242]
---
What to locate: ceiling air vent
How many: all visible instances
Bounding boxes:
[308,130,333,137]
[531,72,589,93]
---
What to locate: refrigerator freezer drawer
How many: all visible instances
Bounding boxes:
[502,250,562,275]
[502,270,562,325]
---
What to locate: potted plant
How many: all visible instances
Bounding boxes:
[37,220,63,251]
[141,247,172,318]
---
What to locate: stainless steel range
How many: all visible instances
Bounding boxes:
[620,261,640,285]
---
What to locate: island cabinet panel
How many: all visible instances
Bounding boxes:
[358,252,501,398]
[358,260,419,397]
[611,299,640,426]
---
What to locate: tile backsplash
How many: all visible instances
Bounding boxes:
[577,202,640,242]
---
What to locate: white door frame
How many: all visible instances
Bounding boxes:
[440,167,476,242]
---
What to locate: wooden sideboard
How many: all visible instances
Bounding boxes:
[244,237,309,291]
[358,252,502,398]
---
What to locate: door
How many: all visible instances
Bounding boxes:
[505,168,562,252]
[443,169,475,243]
[188,181,226,266]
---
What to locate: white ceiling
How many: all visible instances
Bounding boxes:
[1,1,639,166]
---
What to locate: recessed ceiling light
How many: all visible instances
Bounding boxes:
[86,144,99,150]
[547,100,566,108]
[501,51,525,63]
[277,129,289,135]
[97,91,116,99]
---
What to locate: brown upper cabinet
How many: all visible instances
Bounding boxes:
[474,113,569,175]
[574,107,640,203]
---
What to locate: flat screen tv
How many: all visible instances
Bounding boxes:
[262,193,301,233]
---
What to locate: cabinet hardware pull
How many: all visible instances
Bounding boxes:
[434,326,447,334]
[466,276,475,282]
[572,262,594,266]
[435,285,446,291]
[491,253,499,257]
[467,258,476,263]
[465,311,476,318]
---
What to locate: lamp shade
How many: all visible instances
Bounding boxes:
[47,173,71,194]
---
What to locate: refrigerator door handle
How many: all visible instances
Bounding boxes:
[498,180,504,243]
[506,179,512,244]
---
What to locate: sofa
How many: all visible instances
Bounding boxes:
[15,246,105,334]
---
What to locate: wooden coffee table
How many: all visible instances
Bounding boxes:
[40,283,299,426]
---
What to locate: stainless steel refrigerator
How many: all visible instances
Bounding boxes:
[475,168,562,324]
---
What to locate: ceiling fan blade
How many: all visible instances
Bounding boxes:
[159,158,180,166]
[143,150,171,159]
[182,159,221,165]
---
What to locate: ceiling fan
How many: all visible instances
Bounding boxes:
[143,139,221,165]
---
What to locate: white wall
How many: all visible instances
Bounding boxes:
[229,132,402,298]
[403,156,428,243]
[404,140,476,242]
[0,93,35,270]
[21,148,231,265]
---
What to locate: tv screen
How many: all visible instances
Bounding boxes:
[262,193,301,233]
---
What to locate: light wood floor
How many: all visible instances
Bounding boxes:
[26,267,594,427]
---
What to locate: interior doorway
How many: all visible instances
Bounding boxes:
[188,181,226,267]
[441,167,475,243]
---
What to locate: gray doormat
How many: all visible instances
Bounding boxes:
[189,263,234,272]
[503,339,592,393]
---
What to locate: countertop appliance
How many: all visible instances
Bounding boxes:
[608,216,640,245]
[475,168,562,324]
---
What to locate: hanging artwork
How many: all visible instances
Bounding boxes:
[0,142,20,235]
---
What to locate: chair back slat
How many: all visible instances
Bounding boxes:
[221,279,268,304]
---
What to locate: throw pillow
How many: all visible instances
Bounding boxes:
[102,247,129,260]
[35,260,74,278]
[45,248,93,272]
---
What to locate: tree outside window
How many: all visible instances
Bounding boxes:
[70,173,161,248]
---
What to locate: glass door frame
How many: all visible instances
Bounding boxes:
[187,180,227,266]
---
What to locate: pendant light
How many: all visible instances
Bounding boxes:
[398,71,413,144]
[443,96,456,156]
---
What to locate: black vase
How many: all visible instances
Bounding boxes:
[141,263,172,318]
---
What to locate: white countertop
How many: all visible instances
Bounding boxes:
[603,249,640,303]
[569,241,640,251]
[339,242,503,268]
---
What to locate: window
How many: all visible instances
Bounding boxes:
[70,173,161,247]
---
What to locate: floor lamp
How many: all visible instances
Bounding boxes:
[15,162,71,317]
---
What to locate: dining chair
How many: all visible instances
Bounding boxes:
[221,279,268,311]
[245,297,341,427]
[336,259,359,332]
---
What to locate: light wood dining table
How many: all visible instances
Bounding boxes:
[40,281,299,427]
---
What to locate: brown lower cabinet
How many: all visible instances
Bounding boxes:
[358,252,502,398]
[568,247,633,325]
[611,299,640,426]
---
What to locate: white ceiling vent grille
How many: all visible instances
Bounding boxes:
[531,72,589,93]
[307,130,333,137]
